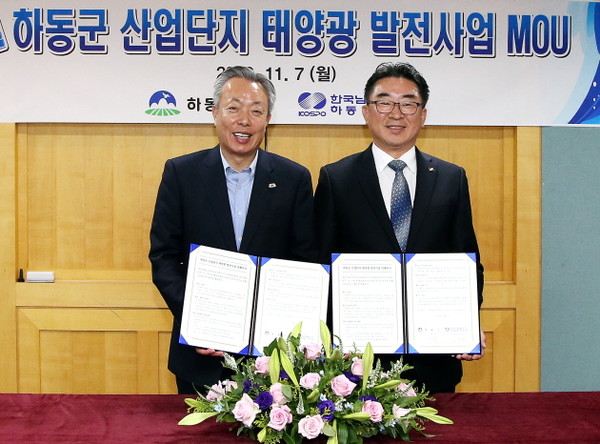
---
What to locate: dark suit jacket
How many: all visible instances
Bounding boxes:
[314,146,484,393]
[149,146,317,387]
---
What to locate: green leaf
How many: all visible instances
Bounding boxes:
[269,349,281,385]
[346,425,361,444]
[415,407,454,424]
[257,427,268,442]
[361,342,374,391]
[279,349,299,387]
[327,419,339,444]
[323,422,336,437]
[281,383,293,401]
[263,337,279,356]
[415,407,438,415]
[372,379,402,390]
[277,336,289,354]
[330,348,343,361]
[184,397,203,408]
[320,320,332,358]
[178,411,218,426]
[342,412,371,421]
[290,322,303,338]
[306,388,320,403]
[336,420,347,444]
[283,433,296,444]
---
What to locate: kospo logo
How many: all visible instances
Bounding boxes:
[298,92,327,117]
[146,90,181,116]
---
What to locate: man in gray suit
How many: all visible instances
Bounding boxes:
[314,62,485,393]
[149,67,317,394]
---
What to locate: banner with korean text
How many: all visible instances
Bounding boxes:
[1,0,599,125]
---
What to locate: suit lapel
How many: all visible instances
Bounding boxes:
[353,147,399,248]
[240,150,272,252]
[202,146,237,250]
[407,148,437,249]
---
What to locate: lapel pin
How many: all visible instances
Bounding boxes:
[428,167,435,172]
[268,183,277,188]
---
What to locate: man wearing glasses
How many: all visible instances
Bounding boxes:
[314,62,485,393]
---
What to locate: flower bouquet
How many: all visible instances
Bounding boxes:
[179,321,452,443]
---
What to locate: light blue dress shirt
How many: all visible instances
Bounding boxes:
[222,153,257,250]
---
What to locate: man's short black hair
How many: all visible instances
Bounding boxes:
[364,62,430,107]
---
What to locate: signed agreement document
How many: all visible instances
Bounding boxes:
[179,245,330,356]
[332,253,481,355]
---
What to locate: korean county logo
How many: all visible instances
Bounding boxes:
[298,92,327,117]
[0,19,9,53]
[146,90,181,116]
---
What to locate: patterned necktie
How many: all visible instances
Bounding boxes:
[389,159,412,252]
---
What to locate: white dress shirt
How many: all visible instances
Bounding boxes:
[371,144,417,217]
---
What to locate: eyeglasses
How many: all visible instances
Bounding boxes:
[367,100,423,115]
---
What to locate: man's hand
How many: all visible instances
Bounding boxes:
[195,348,224,357]
[454,330,486,361]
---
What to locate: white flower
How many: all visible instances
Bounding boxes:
[393,405,411,418]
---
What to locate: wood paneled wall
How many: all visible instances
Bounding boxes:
[0,123,540,393]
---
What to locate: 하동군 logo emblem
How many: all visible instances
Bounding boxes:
[0,19,9,53]
[146,90,181,116]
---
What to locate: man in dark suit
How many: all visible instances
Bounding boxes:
[314,62,485,393]
[149,66,317,394]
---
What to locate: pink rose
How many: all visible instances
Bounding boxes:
[268,405,293,431]
[270,382,288,405]
[206,382,224,402]
[330,374,357,397]
[299,372,321,390]
[303,343,322,360]
[396,382,417,397]
[232,393,260,427]
[205,379,236,402]
[255,356,271,374]
[393,405,411,418]
[350,357,363,376]
[298,415,324,439]
[223,380,238,392]
[362,400,384,422]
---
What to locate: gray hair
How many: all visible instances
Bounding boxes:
[213,66,276,113]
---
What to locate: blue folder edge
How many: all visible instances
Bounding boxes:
[179,335,262,356]
[402,343,482,354]
[333,253,402,264]
[470,343,482,354]
[239,345,261,356]
[405,252,476,262]
[395,344,418,354]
